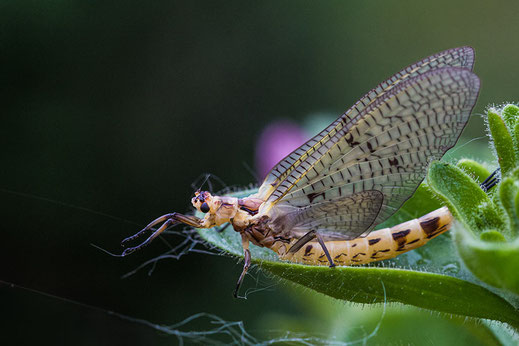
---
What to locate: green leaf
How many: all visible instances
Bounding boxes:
[516,192,519,224]
[499,177,519,238]
[485,320,519,346]
[262,261,519,329]
[455,223,519,296]
[515,122,519,162]
[488,108,517,176]
[350,308,503,345]
[502,104,519,130]
[480,230,507,242]
[456,159,491,184]
[260,285,506,345]
[427,161,504,233]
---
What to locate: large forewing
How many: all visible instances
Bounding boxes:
[271,67,480,238]
[256,47,475,202]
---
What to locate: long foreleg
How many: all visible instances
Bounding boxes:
[120,213,205,256]
[281,206,453,266]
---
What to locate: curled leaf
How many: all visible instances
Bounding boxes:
[457,159,490,184]
[499,177,519,238]
[502,104,519,130]
[427,161,504,233]
[488,109,517,177]
[515,123,519,159]
[480,230,507,243]
[455,223,519,296]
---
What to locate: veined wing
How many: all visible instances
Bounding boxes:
[269,190,384,240]
[256,47,475,202]
[267,66,480,239]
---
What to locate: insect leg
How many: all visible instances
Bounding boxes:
[121,213,177,247]
[233,235,251,298]
[316,233,336,268]
[286,230,336,267]
[287,230,317,254]
[120,218,175,256]
[216,222,231,233]
[120,212,204,256]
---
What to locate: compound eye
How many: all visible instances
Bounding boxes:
[200,202,210,213]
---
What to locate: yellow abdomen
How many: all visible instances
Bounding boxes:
[280,207,452,266]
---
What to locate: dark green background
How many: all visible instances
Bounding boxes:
[1,1,516,344]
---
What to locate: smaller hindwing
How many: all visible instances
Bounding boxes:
[269,190,384,240]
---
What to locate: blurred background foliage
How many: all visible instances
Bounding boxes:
[1,1,518,344]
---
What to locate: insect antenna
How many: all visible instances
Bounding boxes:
[190,173,228,194]
[241,161,260,183]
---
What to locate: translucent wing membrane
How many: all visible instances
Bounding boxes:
[259,47,475,201]
[259,47,480,239]
[270,190,384,240]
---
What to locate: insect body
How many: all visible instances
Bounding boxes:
[121,47,480,297]
[268,206,452,265]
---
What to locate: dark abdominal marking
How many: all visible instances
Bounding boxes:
[420,216,441,238]
[304,245,313,257]
[368,238,381,245]
[392,229,410,240]
[370,248,390,259]
[392,229,410,251]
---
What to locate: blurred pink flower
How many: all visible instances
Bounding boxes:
[255,121,308,181]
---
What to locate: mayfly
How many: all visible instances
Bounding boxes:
[120,47,480,297]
